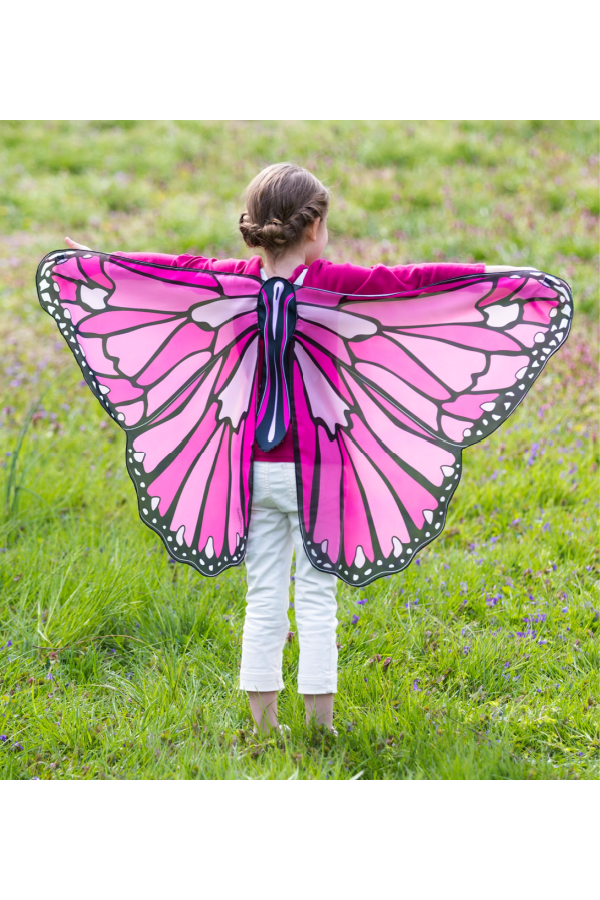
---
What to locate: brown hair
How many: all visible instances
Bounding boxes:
[239,163,329,259]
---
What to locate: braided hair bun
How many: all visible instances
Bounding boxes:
[239,163,329,259]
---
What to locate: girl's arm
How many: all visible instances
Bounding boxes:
[484,265,535,272]
[64,237,179,266]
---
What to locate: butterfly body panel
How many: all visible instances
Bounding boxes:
[37,251,572,586]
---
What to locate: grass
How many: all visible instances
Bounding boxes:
[0,120,598,780]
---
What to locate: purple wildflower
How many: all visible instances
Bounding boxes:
[357,599,367,605]
[516,629,536,639]
[351,615,359,625]
[412,679,420,691]
[542,523,550,532]
[0,735,7,742]
[561,607,568,614]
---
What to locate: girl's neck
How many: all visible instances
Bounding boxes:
[262,249,308,280]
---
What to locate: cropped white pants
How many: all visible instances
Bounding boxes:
[240,462,339,694]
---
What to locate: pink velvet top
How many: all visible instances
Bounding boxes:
[122,252,486,462]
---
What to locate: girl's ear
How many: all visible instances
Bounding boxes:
[307,218,321,242]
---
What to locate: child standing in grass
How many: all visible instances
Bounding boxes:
[65,162,527,735]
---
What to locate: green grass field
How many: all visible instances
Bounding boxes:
[0,120,598,779]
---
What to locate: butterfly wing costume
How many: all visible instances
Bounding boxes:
[36,250,572,586]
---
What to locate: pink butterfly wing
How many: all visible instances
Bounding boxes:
[293,271,571,585]
[337,271,572,446]
[37,250,261,576]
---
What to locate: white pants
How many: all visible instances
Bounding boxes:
[240,462,339,694]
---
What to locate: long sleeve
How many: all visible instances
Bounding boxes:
[113,252,263,277]
[305,259,486,295]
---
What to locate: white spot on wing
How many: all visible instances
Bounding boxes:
[354,546,366,568]
[204,536,215,559]
[392,537,402,557]
[484,304,519,328]
[423,510,433,524]
[81,286,108,310]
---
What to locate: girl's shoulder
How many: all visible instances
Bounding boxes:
[304,258,485,296]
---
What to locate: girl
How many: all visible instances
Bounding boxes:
[65,162,528,735]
